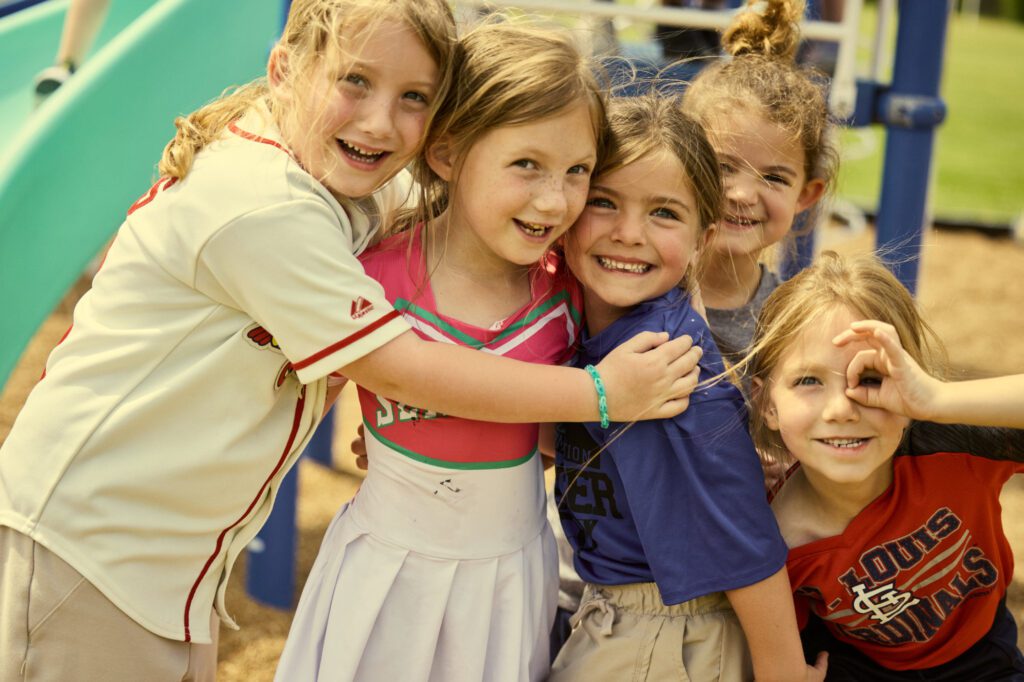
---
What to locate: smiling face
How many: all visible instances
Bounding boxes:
[564,150,701,333]
[708,110,824,260]
[762,305,910,499]
[276,19,439,200]
[436,103,597,274]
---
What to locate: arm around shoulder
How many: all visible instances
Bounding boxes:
[338,328,703,424]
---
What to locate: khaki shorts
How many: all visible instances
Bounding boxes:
[0,526,219,682]
[550,582,753,682]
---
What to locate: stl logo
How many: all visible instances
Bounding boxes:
[851,583,920,625]
[246,324,281,351]
[351,297,374,319]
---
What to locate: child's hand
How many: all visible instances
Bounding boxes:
[351,423,368,471]
[596,332,702,421]
[833,320,940,420]
[805,651,828,681]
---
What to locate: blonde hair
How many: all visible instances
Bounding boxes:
[158,0,456,179]
[682,0,838,193]
[746,251,946,465]
[397,20,608,231]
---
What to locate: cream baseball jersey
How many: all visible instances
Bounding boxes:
[0,105,410,643]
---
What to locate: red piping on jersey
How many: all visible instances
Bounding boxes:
[182,389,307,641]
[39,239,116,381]
[227,121,296,162]
[293,309,402,371]
[127,176,178,216]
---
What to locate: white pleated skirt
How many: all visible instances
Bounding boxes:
[274,432,557,682]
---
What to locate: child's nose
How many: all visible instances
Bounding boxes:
[610,212,645,245]
[533,178,569,218]
[358,96,395,139]
[725,174,757,206]
[822,387,859,423]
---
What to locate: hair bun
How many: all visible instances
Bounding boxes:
[722,0,804,62]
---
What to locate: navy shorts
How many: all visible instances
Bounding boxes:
[801,599,1024,681]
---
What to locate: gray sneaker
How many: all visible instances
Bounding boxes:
[34,62,75,103]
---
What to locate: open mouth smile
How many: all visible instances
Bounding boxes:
[723,215,761,229]
[818,437,869,449]
[596,256,651,274]
[514,219,554,239]
[337,139,390,166]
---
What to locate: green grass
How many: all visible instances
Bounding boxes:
[498,2,1023,223]
[838,6,1024,224]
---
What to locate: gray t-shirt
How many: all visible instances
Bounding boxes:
[706,265,781,365]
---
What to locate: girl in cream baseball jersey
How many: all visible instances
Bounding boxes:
[0,2,702,680]
[274,22,600,681]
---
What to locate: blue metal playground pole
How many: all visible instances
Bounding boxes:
[246,411,336,608]
[873,0,949,293]
[245,0,310,610]
[245,462,298,608]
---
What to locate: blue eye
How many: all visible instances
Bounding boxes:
[651,207,679,220]
[342,73,368,88]
[794,376,820,387]
[586,197,615,209]
[513,159,538,170]
[568,164,591,176]
[403,91,428,105]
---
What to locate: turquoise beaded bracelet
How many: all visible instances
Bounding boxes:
[584,364,610,428]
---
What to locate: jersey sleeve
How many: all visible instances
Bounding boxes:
[601,394,789,603]
[904,422,1024,466]
[195,199,409,383]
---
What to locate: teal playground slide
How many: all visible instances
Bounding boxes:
[0,0,280,387]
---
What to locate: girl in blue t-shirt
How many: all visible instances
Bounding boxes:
[549,95,826,682]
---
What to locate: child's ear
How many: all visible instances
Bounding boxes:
[796,178,827,215]
[426,137,456,182]
[702,223,719,250]
[751,377,780,431]
[267,46,291,101]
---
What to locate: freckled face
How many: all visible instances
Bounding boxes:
[441,103,598,272]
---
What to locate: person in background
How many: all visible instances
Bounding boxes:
[34,0,113,100]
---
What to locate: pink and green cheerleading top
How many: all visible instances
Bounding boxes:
[356,227,582,469]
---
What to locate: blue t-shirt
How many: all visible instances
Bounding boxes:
[554,287,788,605]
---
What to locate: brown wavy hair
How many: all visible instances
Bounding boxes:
[394,19,609,234]
[682,0,838,194]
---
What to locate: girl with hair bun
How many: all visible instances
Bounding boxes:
[683,0,835,366]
